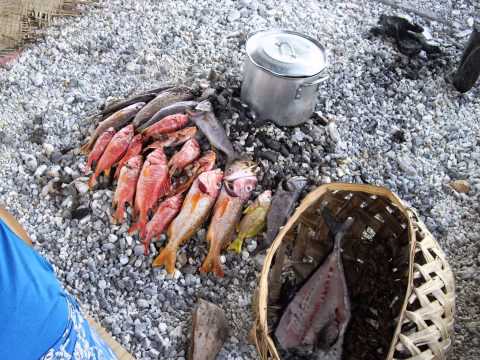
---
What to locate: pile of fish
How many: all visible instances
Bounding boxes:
[81,85,285,276]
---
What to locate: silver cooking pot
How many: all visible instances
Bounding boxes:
[241,29,328,127]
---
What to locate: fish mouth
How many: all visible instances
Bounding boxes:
[223,164,257,181]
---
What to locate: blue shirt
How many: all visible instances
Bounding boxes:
[0,219,68,359]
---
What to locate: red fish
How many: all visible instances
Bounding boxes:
[168,138,201,175]
[142,193,184,255]
[152,169,223,273]
[143,126,197,151]
[141,114,189,140]
[114,133,143,179]
[112,155,143,224]
[88,125,134,188]
[169,150,216,196]
[85,127,116,174]
[129,148,170,235]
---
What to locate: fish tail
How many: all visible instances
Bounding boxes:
[113,202,125,224]
[88,174,97,189]
[113,165,122,179]
[200,253,225,277]
[128,221,141,235]
[152,247,177,273]
[227,235,245,254]
[80,141,93,155]
[143,237,151,256]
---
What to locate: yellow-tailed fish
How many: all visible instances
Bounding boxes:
[228,190,272,253]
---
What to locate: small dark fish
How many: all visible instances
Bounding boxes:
[258,176,308,252]
[137,101,198,131]
[141,83,176,95]
[101,93,157,116]
[189,101,237,163]
[275,210,353,359]
[132,86,193,128]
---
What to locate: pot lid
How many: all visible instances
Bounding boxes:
[246,29,327,78]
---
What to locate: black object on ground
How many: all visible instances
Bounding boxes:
[370,15,441,57]
[452,22,480,93]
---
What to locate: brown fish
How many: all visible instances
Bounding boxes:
[132,86,193,128]
[274,210,353,358]
[152,169,223,273]
[81,102,145,154]
[200,161,257,277]
[189,101,237,163]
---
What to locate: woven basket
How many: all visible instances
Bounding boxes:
[253,183,455,360]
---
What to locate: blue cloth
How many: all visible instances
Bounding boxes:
[0,219,117,360]
[40,294,117,360]
[0,219,69,359]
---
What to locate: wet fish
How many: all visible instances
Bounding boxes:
[152,169,223,273]
[88,125,134,188]
[168,139,201,175]
[114,133,143,179]
[102,93,156,116]
[201,161,257,276]
[81,103,145,154]
[144,126,197,151]
[169,150,216,196]
[132,86,193,128]
[142,193,184,256]
[84,127,116,174]
[141,114,189,141]
[129,148,171,235]
[137,100,198,131]
[189,101,237,163]
[228,190,272,253]
[275,210,353,359]
[258,176,308,252]
[112,155,143,224]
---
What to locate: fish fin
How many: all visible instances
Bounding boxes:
[227,235,244,253]
[199,254,225,277]
[104,167,111,177]
[169,165,178,177]
[243,202,258,215]
[190,192,202,212]
[152,247,177,273]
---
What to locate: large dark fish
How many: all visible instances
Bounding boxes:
[132,86,193,128]
[189,101,237,163]
[275,210,353,360]
[81,102,145,154]
[257,176,308,252]
[137,100,198,131]
[101,93,157,116]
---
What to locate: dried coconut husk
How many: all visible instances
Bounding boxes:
[0,0,85,57]
[253,183,455,360]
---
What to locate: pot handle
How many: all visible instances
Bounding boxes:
[295,74,328,99]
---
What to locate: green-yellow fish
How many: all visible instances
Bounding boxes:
[228,190,272,253]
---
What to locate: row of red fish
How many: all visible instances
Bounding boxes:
[82,99,261,276]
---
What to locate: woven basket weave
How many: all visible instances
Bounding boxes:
[253,183,455,360]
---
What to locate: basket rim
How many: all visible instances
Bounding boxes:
[256,183,417,359]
